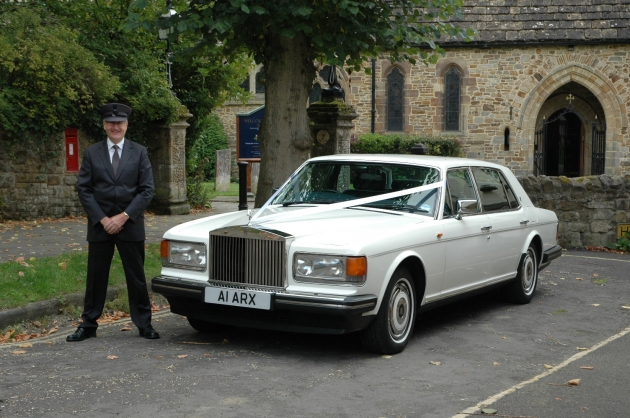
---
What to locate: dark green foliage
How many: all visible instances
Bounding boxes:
[606,232,630,253]
[0,7,120,141]
[352,133,463,157]
[187,113,228,180]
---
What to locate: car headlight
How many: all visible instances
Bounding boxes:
[293,253,367,285]
[161,240,207,271]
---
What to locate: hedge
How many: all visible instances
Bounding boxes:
[351,133,462,157]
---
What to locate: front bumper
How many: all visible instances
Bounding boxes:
[540,245,563,269]
[151,276,378,335]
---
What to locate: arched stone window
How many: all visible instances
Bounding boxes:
[504,128,510,151]
[239,75,250,91]
[255,67,265,94]
[444,66,461,131]
[387,67,404,131]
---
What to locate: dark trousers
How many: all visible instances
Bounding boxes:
[80,237,151,330]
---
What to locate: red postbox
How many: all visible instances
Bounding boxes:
[65,128,79,172]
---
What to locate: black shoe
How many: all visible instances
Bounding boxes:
[66,327,97,342]
[139,324,160,339]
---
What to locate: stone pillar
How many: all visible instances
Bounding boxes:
[307,101,358,157]
[215,149,231,192]
[150,108,192,215]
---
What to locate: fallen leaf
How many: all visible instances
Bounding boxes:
[580,366,594,370]
[120,324,133,331]
[18,271,25,277]
[204,353,211,357]
[33,321,42,328]
[177,354,188,359]
[592,304,600,307]
[20,343,33,348]
[48,327,58,335]
[480,408,497,415]
[58,262,67,270]
[493,362,499,366]
[577,347,589,351]
[576,277,583,281]
[381,355,392,359]
[544,364,554,369]
[568,378,581,386]
[559,277,565,280]
[622,305,630,310]
[12,350,27,354]
[556,398,562,401]
[107,355,118,360]
[15,256,24,263]
[156,355,163,359]
[429,361,442,366]
[593,273,599,277]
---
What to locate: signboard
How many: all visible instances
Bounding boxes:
[237,106,264,160]
[617,223,630,239]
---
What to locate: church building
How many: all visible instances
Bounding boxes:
[216,0,630,177]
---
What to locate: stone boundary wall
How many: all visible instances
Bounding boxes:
[0,132,91,220]
[518,175,630,248]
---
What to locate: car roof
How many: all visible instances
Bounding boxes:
[307,154,508,171]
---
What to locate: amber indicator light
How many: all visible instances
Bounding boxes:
[346,257,367,276]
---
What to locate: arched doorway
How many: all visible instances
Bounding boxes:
[544,112,581,176]
[533,82,606,177]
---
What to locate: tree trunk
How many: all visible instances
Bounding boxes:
[254,32,315,207]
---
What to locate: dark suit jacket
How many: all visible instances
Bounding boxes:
[77,139,154,242]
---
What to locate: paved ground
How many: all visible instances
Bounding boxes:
[0,197,251,263]
[0,250,628,417]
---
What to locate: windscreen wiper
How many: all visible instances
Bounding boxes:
[281,199,337,207]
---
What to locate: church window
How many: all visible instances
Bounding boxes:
[444,66,461,131]
[387,68,404,131]
[504,128,510,151]
[255,67,265,94]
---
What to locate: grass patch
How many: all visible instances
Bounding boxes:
[592,278,607,285]
[0,244,161,310]
[204,181,240,199]
[551,309,567,315]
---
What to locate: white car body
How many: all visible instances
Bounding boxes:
[153,154,561,354]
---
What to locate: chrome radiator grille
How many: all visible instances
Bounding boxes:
[209,227,288,289]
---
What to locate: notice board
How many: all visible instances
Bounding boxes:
[237,106,264,161]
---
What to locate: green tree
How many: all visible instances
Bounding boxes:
[0,6,119,141]
[128,0,475,206]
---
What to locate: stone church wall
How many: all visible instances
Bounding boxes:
[518,174,630,248]
[347,44,630,177]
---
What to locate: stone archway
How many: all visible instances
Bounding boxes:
[518,62,627,176]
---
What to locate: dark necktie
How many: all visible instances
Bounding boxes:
[112,145,120,177]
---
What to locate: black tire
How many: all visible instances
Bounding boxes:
[187,317,230,333]
[509,244,538,304]
[360,267,416,354]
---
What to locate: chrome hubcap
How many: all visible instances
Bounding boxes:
[388,280,413,341]
[522,250,536,294]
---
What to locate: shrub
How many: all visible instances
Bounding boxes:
[351,133,462,157]
[187,113,228,181]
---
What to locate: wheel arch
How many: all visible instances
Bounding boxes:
[519,232,543,269]
[382,253,427,307]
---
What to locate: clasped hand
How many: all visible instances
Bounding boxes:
[100,213,128,234]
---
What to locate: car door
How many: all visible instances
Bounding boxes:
[471,167,524,282]
[439,168,492,298]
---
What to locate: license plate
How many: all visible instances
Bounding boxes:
[204,287,272,310]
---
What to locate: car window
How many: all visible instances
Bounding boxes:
[271,161,441,216]
[471,167,512,213]
[498,172,520,209]
[445,168,479,217]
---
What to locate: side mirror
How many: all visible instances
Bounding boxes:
[456,199,478,220]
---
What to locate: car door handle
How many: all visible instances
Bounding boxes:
[520,220,529,225]
[481,225,492,231]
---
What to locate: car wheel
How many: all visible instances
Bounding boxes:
[360,267,416,354]
[509,244,538,304]
[187,317,230,333]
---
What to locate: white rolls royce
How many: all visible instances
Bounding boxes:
[152,155,561,354]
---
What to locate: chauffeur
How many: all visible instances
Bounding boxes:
[67,103,159,342]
